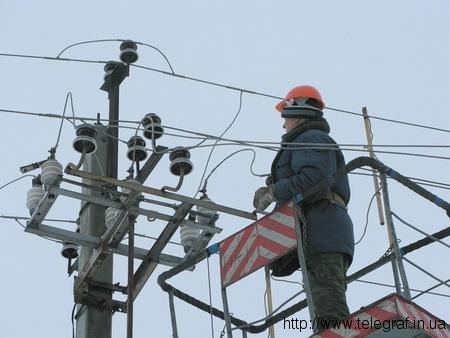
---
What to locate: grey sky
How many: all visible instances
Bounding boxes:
[1,1,449,338]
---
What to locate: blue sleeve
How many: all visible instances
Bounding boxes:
[273,132,336,203]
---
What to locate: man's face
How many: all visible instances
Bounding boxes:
[283,117,302,132]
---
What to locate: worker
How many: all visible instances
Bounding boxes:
[253,85,354,330]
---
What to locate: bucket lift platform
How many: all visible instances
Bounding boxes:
[312,293,450,338]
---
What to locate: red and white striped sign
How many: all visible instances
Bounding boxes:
[219,203,297,287]
[313,293,450,338]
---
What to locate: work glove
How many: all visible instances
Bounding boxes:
[253,185,275,211]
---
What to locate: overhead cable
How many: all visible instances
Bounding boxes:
[0,215,78,224]
[1,51,449,134]
[355,279,450,299]
[56,38,175,74]
[350,171,450,192]
[195,91,244,197]
[391,212,450,249]
[2,108,449,152]
[0,175,35,191]
[326,107,450,134]
[355,188,381,245]
[9,217,63,243]
[53,92,78,154]
[358,167,450,188]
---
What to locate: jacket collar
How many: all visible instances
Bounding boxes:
[281,117,330,144]
[271,117,331,180]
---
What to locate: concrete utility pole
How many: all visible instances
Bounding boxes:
[76,125,113,338]
[76,61,129,338]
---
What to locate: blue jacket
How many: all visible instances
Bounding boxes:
[271,124,354,263]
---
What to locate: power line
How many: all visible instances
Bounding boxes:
[162,124,450,149]
[233,290,303,330]
[56,38,175,74]
[189,142,450,161]
[201,148,268,193]
[353,169,450,191]
[0,215,78,224]
[71,303,77,338]
[270,274,302,286]
[1,51,449,134]
[195,91,244,197]
[2,107,450,151]
[10,217,63,243]
[391,212,450,250]
[133,232,183,247]
[355,188,381,245]
[326,107,450,134]
[53,92,78,154]
[0,175,35,191]
[350,171,450,191]
[354,279,450,298]
[0,52,106,65]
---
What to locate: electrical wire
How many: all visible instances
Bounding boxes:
[0,215,78,224]
[13,218,26,229]
[351,170,450,191]
[2,107,450,154]
[391,212,450,249]
[195,91,244,197]
[56,38,175,74]
[201,148,268,193]
[270,274,303,286]
[232,290,304,330]
[1,51,450,134]
[135,41,175,74]
[326,107,450,134]
[11,217,63,243]
[163,123,450,150]
[133,232,183,247]
[355,187,381,245]
[71,303,77,338]
[188,142,450,161]
[0,52,107,66]
[0,175,35,191]
[53,92,78,154]
[354,279,450,298]
[358,167,450,188]
[350,172,450,191]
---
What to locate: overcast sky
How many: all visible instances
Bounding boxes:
[1,1,449,338]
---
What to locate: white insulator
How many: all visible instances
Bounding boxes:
[196,196,218,226]
[41,159,63,187]
[26,185,45,215]
[180,225,201,253]
[120,179,142,203]
[105,207,119,229]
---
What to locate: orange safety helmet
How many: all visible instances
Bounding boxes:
[275,85,325,117]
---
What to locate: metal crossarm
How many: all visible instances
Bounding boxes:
[133,202,193,300]
[26,187,59,229]
[74,191,140,298]
[25,222,186,267]
[65,163,257,221]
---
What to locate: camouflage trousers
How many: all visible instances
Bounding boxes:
[306,252,350,330]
